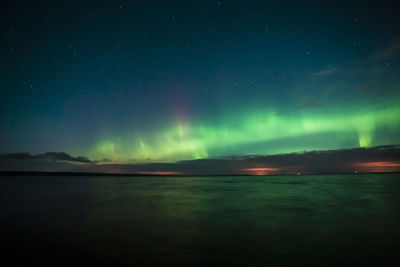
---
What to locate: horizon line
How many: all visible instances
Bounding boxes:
[1,170,399,177]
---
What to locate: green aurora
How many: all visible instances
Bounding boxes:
[88,101,400,164]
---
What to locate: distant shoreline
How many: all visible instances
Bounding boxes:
[0,171,398,177]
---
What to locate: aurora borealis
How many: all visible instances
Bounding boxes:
[87,103,400,163]
[1,0,400,174]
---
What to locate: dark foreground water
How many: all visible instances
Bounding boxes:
[1,174,400,266]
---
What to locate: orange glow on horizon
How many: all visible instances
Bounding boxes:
[246,168,278,171]
[355,161,400,173]
[360,161,400,167]
[244,167,279,175]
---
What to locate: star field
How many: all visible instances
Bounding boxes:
[1,0,399,173]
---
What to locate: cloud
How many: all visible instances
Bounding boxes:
[371,38,400,61]
[93,158,112,164]
[1,145,399,174]
[0,152,35,160]
[87,145,400,175]
[313,67,337,77]
[296,98,323,110]
[0,152,92,164]
[356,81,382,92]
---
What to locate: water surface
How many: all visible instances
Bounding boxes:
[1,174,400,266]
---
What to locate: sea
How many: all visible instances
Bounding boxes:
[1,173,400,266]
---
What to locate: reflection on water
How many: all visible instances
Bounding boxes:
[1,174,400,266]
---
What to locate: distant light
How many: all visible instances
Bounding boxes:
[243,167,279,175]
[245,167,277,171]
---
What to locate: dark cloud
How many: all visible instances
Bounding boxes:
[0,152,92,164]
[93,158,112,164]
[0,152,35,160]
[115,145,400,175]
[296,98,323,110]
[1,145,399,175]
[41,152,92,163]
[356,81,382,92]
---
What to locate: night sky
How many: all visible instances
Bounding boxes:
[1,0,400,174]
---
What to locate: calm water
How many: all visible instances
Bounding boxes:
[1,174,400,266]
